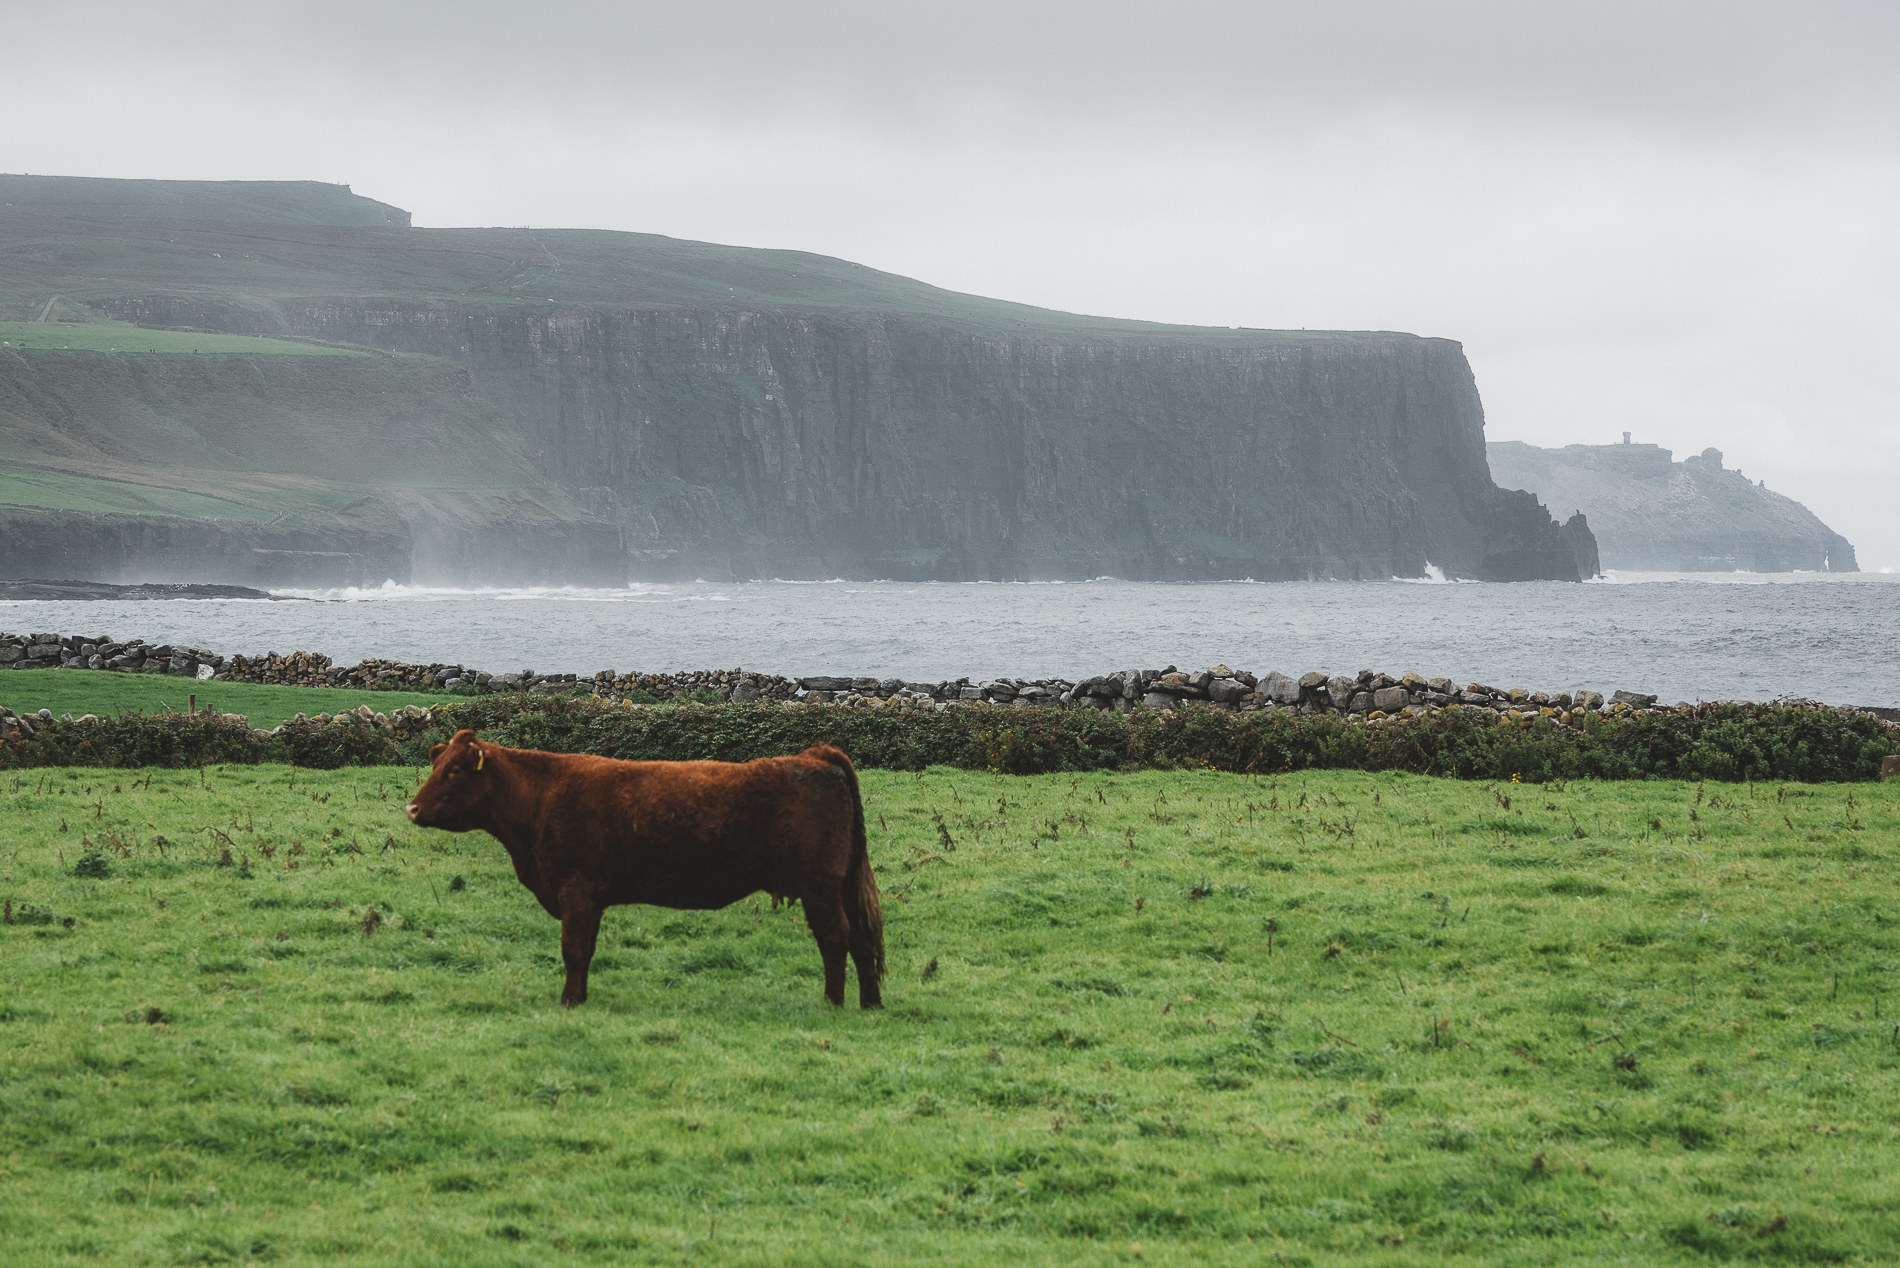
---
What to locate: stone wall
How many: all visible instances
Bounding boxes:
[16,629,1896,731]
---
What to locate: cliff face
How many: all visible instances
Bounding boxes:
[99,297,1585,582]
[0,177,1591,584]
[1488,440,1856,573]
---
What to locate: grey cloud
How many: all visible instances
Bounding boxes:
[20,2,1900,132]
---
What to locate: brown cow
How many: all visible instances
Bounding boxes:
[1884,754,1900,782]
[406,730,884,1009]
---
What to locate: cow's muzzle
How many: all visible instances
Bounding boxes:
[405,801,422,823]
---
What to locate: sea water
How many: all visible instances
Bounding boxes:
[3,573,1897,707]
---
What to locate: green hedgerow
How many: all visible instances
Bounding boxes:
[1,695,1894,783]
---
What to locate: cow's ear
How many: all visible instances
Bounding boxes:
[430,744,447,761]
[473,745,485,772]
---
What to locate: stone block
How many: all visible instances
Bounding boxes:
[1372,686,1408,712]
[799,676,851,692]
[1208,677,1248,704]
[1264,672,1301,704]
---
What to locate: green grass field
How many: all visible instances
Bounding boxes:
[1,179,1373,342]
[0,463,302,522]
[3,761,1897,1265]
[0,670,454,732]
[0,321,358,357]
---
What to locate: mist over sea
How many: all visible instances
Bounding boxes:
[4,574,1897,707]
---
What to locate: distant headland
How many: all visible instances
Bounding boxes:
[1489,437,1855,573]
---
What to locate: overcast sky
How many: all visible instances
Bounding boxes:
[14,1,1899,568]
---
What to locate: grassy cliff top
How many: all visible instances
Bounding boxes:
[0,321,356,357]
[0,179,1428,344]
[0,174,409,227]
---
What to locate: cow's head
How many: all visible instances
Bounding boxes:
[406,729,497,831]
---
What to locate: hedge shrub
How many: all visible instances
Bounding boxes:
[4,695,1894,783]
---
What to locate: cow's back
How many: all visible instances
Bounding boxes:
[532,750,857,911]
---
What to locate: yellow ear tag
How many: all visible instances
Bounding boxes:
[475,750,484,771]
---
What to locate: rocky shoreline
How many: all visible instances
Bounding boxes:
[4,628,1895,733]
[0,579,292,601]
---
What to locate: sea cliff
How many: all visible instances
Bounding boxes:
[4,176,1592,584]
[101,297,1591,582]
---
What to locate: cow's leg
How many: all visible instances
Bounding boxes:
[849,916,883,1009]
[558,903,603,1008]
[802,892,850,1007]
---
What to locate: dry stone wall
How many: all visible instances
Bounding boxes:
[10,629,1895,732]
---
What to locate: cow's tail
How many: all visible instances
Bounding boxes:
[818,745,884,980]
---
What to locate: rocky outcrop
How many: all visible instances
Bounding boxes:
[1488,440,1856,573]
[0,578,288,601]
[0,506,409,589]
[0,502,623,590]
